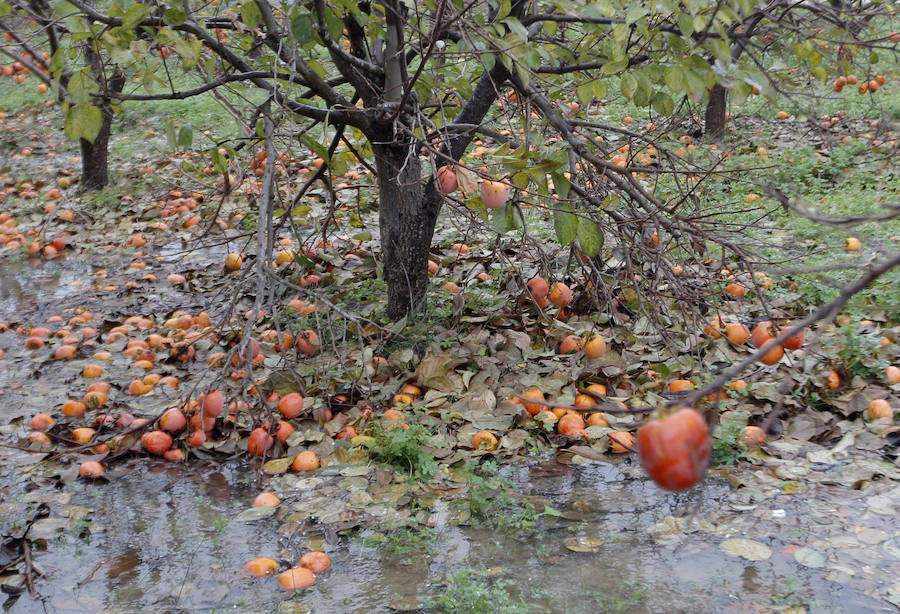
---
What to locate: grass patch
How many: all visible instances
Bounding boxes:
[426,568,526,614]
[466,461,539,535]
[365,414,441,482]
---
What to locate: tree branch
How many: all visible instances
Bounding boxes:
[683,252,900,408]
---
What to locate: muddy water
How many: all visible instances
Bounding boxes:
[0,254,95,318]
[1,455,891,614]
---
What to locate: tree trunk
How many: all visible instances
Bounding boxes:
[79,54,125,193]
[704,83,726,142]
[79,119,113,193]
[375,140,442,321]
[373,63,509,320]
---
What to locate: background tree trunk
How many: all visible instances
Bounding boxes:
[79,53,125,193]
[79,117,113,192]
[375,139,442,321]
[704,83,727,142]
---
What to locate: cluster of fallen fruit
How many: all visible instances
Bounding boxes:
[514,387,711,491]
[244,546,331,591]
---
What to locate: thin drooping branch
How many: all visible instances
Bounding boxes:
[103,71,307,101]
[683,252,900,408]
[765,187,900,226]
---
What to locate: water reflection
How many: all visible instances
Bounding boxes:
[0,255,93,317]
[3,459,889,614]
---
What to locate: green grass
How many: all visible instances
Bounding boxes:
[466,461,539,535]
[711,421,746,466]
[364,413,441,482]
[426,568,527,614]
[0,79,46,111]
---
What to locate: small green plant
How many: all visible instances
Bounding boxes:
[426,568,526,614]
[382,525,439,557]
[366,416,440,482]
[824,319,884,378]
[366,523,444,566]
[577,586,644,613]
[711,421,746,466]
[466,461,538,535]
[795,277,839,306]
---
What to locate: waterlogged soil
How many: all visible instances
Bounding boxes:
[0,441,897,614]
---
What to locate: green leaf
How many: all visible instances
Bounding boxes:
[601,58,628,75]
[166,119,177,149]
[241,0,262,29]
[174,38,203,70]
[683,70,707,101]
[121,3,150,30]
[600,193,620,211]
[64,105,103,143]
[706,39,731,64]
[664,65,684,93]
[515,62,530,89]
[67,69,99,106]
[677,13,693,37]
[306,58,326,78]
[620,73,638,99]
[576,82,593,107]
[625,4,647,25]
[49,48,67,76]
[651,91,674,115]
[491,203,524,233]
[553,203,578,245]
[299,134,330,165]
[576,217,603,257]
[551,171,570,199]
[324,7,343,40]
[511,172,529,189]
[810,66,828,81]
[502,17,527,38]
[290,11,315,45]
[0,1,13,17]
[162,7,187,25]
[176,124,193,149]
[211,148,228,174]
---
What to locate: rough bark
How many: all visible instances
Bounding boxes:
[79,49,125,193]
[375,139,438,321]
[704,83,726,142]
[78,118,113,192]
[375,64,509,320]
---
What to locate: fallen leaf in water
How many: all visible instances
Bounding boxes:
[563,535,604,552]
[719,538,772,561]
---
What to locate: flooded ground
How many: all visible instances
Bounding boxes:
[1,438,896,614]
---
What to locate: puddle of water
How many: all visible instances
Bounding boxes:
[0,255,95,318]
[1,459,890,614]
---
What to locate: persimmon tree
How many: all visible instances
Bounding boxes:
[2,0,896,317]
[699,1,897,139]
[0,2,130,190]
